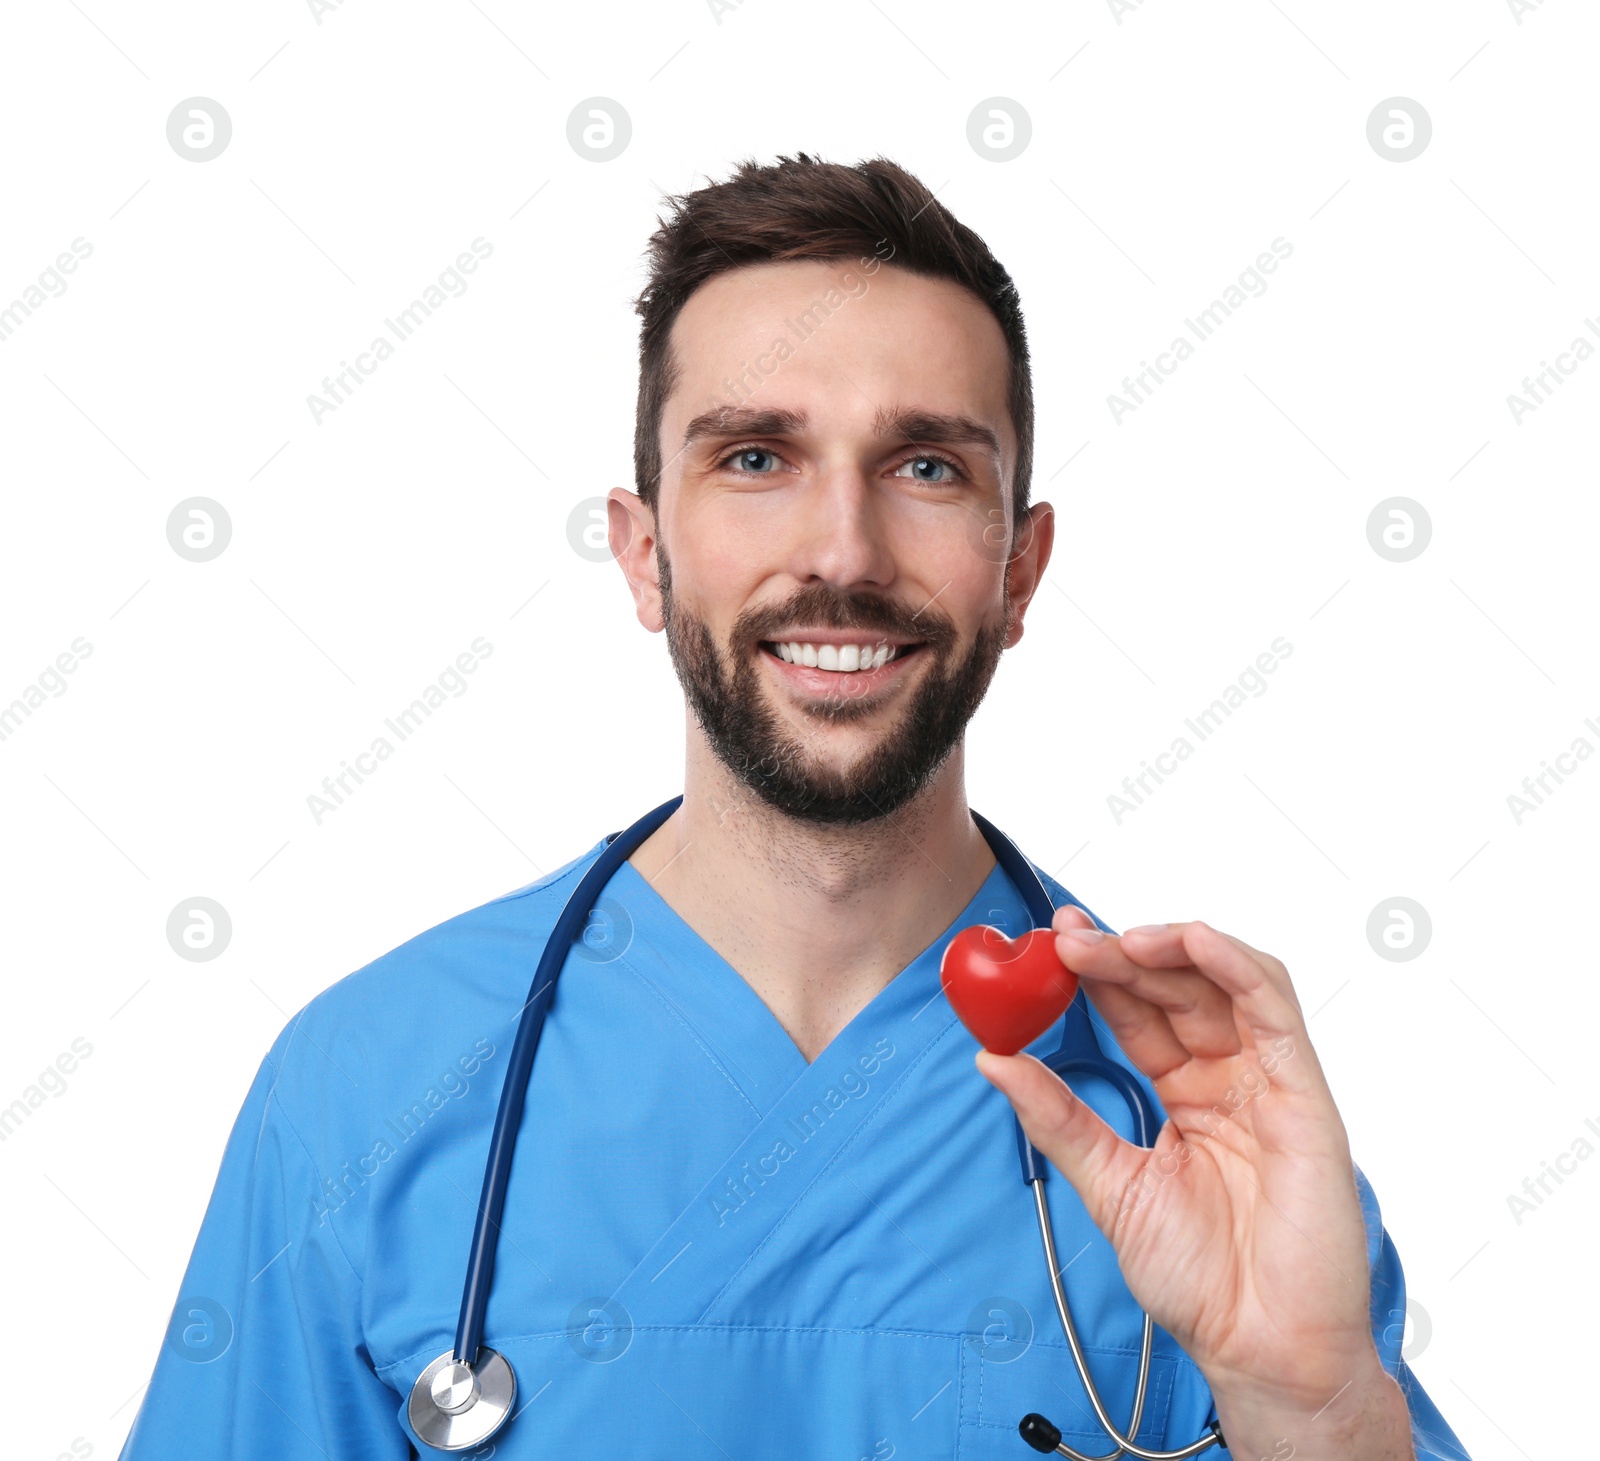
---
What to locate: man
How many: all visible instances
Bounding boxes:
[121,155,1470,1459]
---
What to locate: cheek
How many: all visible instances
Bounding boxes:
[886,504,1004,610]
[670,504,774,617]
[712,512,778,584]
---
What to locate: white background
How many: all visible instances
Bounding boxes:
[1,1,1592,1457]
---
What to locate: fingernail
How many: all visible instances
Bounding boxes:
[1063,926,1103,944]
[1123,923,1169,936]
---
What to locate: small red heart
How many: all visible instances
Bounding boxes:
[940,925,1080,1055]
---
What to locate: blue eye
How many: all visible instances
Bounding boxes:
[893,454,962,483]
[717,446,966,482]
[723,447,780,474]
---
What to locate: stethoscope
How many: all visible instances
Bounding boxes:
[408,795,1225,1460]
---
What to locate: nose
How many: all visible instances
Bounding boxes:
[783,459,897,592]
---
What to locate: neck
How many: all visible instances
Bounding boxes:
[629,727,996,1062]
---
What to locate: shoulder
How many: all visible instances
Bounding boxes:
[260,836,607,1141]
[1032,863,1119,935]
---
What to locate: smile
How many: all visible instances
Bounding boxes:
[760,640,923,673]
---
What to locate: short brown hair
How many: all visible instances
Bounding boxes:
[632,153,1034,531]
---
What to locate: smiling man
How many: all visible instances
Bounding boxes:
[121,155,1470,1461]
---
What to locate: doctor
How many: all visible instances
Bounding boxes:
[121,154,1469,1460]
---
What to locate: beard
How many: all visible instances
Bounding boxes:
[658,552,1009,825]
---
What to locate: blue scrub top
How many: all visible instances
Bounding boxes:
[119,832,1472,1460]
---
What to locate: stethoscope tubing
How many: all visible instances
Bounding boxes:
[452,794,684,1365]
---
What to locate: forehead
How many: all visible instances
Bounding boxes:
[662,259,1014,457]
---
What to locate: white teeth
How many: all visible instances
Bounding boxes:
[771,642,903,672]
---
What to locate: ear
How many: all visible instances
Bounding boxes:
[608,488,663,632]
[1002,501,1055,649]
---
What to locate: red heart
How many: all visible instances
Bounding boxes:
[940,925,1080,1055]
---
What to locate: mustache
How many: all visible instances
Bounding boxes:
[730,584,958,653]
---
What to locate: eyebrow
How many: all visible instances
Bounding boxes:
[679,404,1003,469]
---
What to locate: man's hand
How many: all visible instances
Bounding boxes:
[975,907,1416,1460]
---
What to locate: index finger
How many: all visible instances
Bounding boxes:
[1058,923,1310,1073]
[1146,923,1321,1094]
[1118,922,1302,1012]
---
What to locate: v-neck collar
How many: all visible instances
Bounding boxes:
[607,853,1030,1108]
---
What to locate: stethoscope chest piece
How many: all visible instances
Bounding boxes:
[408,1347,516,1451]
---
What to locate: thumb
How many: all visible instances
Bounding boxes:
[974,1050,1146,1234]
[1052,902,1098,933]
